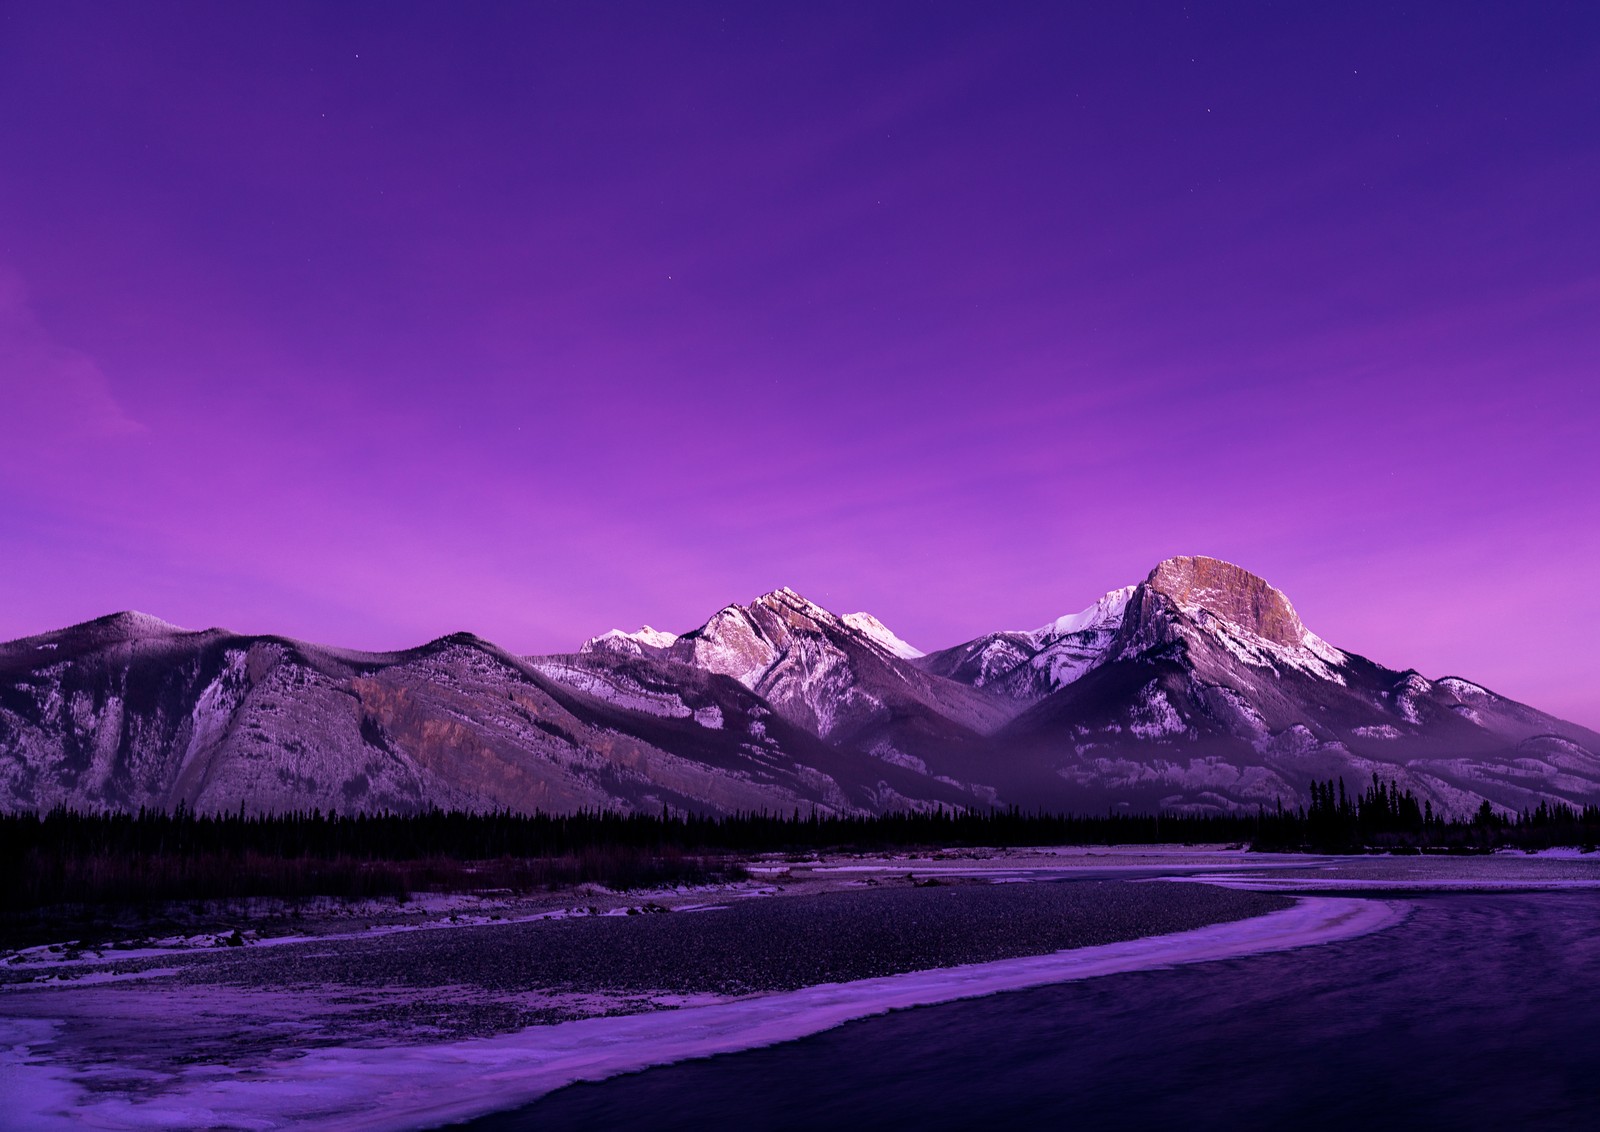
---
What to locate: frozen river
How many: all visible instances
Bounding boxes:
[6,851,1598,1130]
[474,883,1600,1130]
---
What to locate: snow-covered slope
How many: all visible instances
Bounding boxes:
[919,586,1134,700]
[657,589,1010,784]
[840,612,924,660]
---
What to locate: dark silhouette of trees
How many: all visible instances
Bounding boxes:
[4,790,1597,910]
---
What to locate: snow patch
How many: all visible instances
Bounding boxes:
[866,741,929,774]
[1211,685,1267,736]
[1394,673,1432,724]
[1128,683,1185,739]
[1255,724,1322,758]
[530,662,700,722]
[176,650,248,779]
[1438,677,1492,700]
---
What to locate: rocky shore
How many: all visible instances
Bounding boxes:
[1,854,1288,1076]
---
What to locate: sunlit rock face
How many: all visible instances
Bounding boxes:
[5,559,1600,818]
[1110,557,1348,686]
[1145,556,1309,648]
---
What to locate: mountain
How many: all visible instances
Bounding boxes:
[929,557,1600,816]
[0,613,974,817]
[3,557,1598,817]
[639,587,1006,744]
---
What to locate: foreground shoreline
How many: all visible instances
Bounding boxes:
[11,846,1593,1130]
[5,895,1401,1132]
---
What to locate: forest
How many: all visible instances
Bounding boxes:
[3,784,1596,911]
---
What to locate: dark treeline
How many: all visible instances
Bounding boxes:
[1,805,1265,910]
[2,802,1268,862]
[4,790,1597,910]
[7,791,1596,861]
[1254,774,1600,853]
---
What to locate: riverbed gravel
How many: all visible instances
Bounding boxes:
[0,878,1290,1063]
[183,879,1288,998]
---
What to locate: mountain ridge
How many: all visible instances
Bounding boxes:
[4,556,1597,818]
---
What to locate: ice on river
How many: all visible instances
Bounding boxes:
[2,895,1400,1132]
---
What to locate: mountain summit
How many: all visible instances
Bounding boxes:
[1144,556,1311,648]
[3,558,1597,818]
[1111,556,1348,685]
[650,587,1007,747]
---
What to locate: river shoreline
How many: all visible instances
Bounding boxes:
[5,848,1592,1130]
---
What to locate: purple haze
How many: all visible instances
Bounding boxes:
[1,3,1596,727]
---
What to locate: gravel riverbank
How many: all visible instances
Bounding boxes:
[0,875,1289,1071]
[190,878,1289,998]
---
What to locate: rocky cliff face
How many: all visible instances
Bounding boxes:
[1144,556,1311,648]
[1107,557,1348,684]
[5,558,1599,817]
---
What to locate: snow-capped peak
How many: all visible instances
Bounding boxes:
[1029,585,1136,645]
[1145,557,1309,645]
[840,612,925,659]
[612,626,678,648]
[90,611,188,638]
[1438,677,1492,700]
[1,610,190,654]
[753,586,828,614]
[114,610,184,629]
[580,625,679,655]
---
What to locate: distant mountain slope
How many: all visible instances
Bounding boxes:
[0,614,977,816]
[4,557,1597,817]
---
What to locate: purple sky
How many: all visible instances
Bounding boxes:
[2,3,1597,727]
